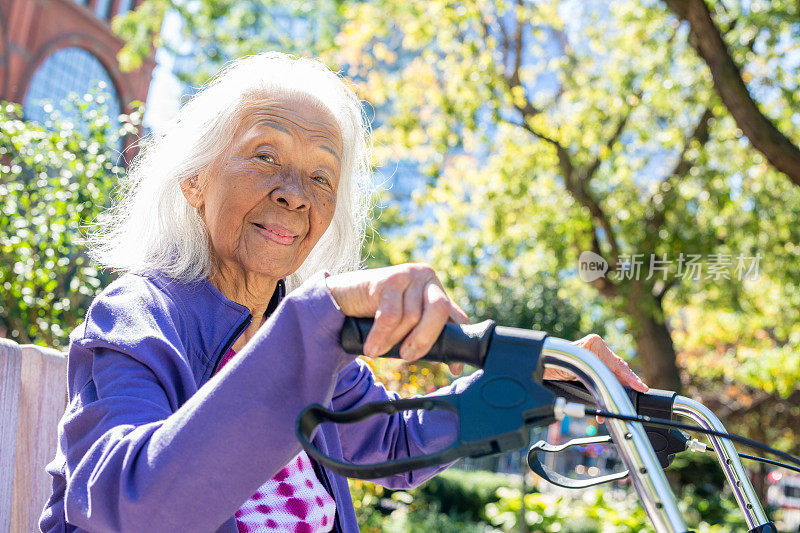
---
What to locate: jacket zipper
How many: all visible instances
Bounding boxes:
[309,454,343,533]
[212,279,282,377]
[210,315,252,376]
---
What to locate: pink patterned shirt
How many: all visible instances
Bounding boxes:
[216,348,337,533]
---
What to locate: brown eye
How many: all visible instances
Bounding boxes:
[311,175,330,186]
[257,154,276,164]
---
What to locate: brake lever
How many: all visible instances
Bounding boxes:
[296,318,558,479]
[527,435,629,488]
[527,428,690,490]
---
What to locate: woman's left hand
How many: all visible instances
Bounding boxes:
[543,333,649,393]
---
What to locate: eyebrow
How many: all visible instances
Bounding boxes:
[259,121,291,135]
[319,144,341,162]
[258,120,341,162]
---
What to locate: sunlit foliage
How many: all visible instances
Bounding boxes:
[0,95,141,347]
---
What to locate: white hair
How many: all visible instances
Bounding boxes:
[88,52,374,291]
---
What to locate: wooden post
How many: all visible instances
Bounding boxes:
[0,339,23,532]
[1,339,67,532]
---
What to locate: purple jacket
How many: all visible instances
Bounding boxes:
[38,271,481,532]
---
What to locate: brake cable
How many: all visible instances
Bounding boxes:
[574,406,800,469]
[736,452,800,475]
[684,443,800,475]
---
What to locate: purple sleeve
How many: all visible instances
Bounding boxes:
[331,358,483,489]
[60,272,356,531]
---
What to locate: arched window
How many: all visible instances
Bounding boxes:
[22,47,122,149]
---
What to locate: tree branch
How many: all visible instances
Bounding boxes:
[512,119,560,151]
[572,182,621,261]
[647,106,714,232]
[589,230,619,298]
[663,0,800,186]
[509,92,622,262]
[501,17,541,119]
[544,25,576,105]
[508,0,524,88]
[583,91,641,183]
[493,6,622,278]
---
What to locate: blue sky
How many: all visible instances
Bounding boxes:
[142,10,186,132]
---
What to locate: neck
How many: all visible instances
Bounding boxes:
[209,263,279,320]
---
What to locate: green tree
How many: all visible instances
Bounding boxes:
[363,197,592,337]
[0,96,141,347]
[330,0,800,391]
[661,0,800,186]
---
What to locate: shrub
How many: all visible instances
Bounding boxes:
[0,95,140,347]
[351,463,749,532]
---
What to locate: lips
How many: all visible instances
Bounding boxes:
[253,222,298,246]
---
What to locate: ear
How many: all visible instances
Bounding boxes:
[180,174,204,210]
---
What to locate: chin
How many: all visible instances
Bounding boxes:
[236,255,292,280]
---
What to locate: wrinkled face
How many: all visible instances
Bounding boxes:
[183,92,343,281]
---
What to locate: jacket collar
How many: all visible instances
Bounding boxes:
[145,273,286,383]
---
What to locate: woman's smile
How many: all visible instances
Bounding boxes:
[253,222,299,246]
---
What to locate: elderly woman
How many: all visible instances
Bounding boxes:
[39,52,647,532]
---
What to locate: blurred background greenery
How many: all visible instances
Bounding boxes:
[2,0,799,530]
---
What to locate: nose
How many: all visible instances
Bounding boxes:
[270,169,309,211]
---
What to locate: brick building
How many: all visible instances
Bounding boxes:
[0,0,155,129]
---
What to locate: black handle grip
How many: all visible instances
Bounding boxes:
[340,317,496,368]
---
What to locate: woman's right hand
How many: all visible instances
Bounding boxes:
[325,264,469,369]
